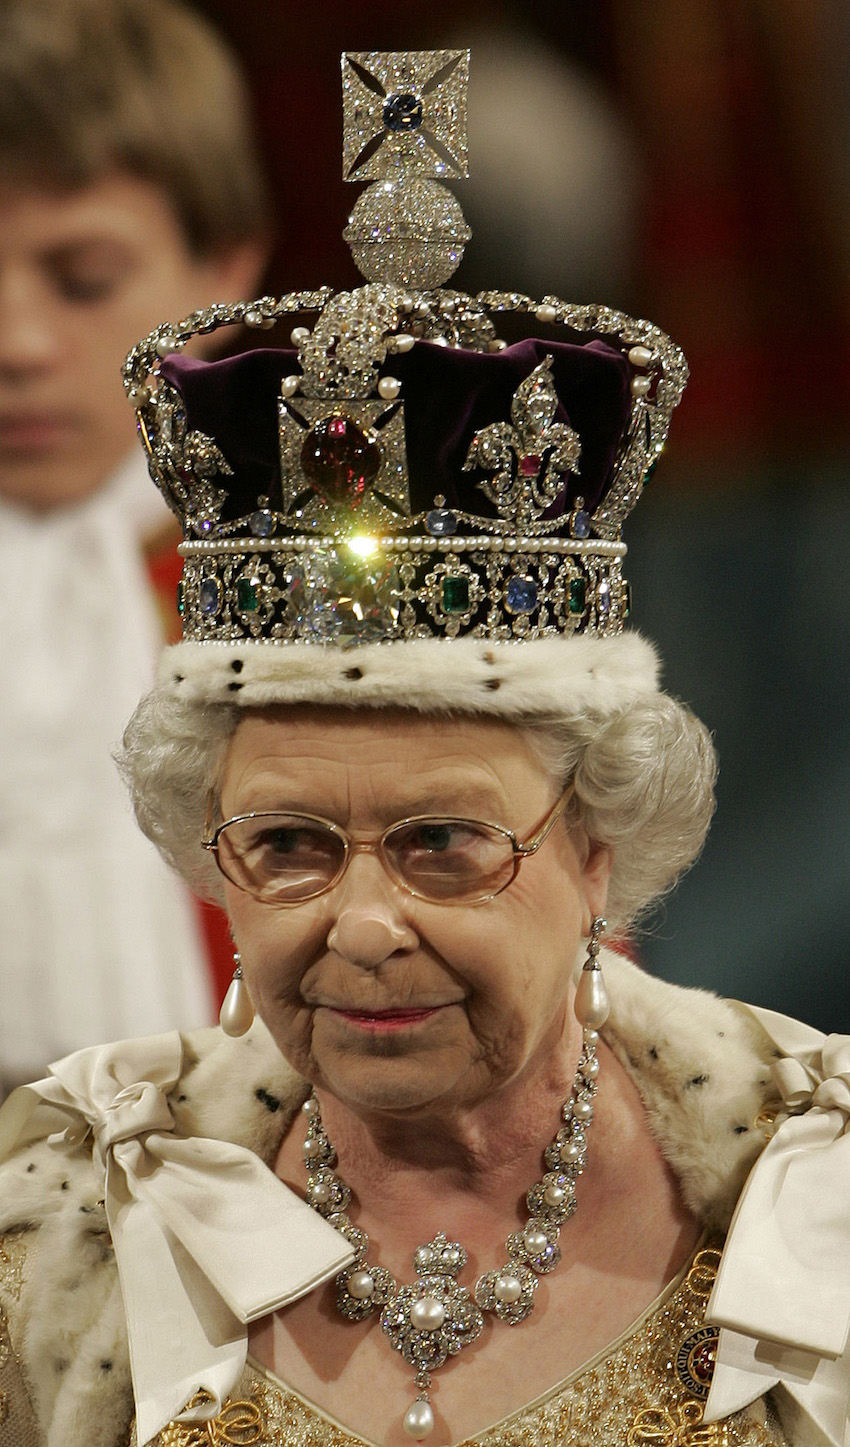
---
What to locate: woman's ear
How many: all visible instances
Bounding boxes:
[581,841,613,927]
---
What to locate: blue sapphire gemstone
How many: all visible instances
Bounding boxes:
[571,509,591,540]
[383,92,424,132]
[505,576,538,615]
[426,508,458,537]
[250,509,275,537]
[199,577,221,615]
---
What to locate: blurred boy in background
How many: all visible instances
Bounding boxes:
[0,0,268,1094]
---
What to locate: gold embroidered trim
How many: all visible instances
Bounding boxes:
[159,1398,265,1445]
[628,1401,729,1447]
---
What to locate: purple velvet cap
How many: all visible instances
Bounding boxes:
[159,336,632,529]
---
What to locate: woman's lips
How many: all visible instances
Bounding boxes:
[326,1006,446,1031]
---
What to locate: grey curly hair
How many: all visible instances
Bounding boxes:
[118,686,716,930]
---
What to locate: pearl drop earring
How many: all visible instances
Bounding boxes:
[574,916,609,1029]
[219,952,254,1037]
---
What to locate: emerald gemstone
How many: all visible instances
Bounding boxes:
[568,577,586,615]
[236,577,260,613]
[176,581,184,615]
[441,576,470,614]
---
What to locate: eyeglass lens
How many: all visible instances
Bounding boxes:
[215,814,517,903]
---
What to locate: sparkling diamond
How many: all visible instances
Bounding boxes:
[425,508,458,536]
[504,576,537,615]
[383,92,424,132]
[301,415,381,507]
[288,546,399,642]
[598,579,611,614]
[199,577,220,615]
[250,508,275,536]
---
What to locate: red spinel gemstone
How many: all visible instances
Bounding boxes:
[691,1342,716,1382]
[519,453,542,476]
[301,415,381,506]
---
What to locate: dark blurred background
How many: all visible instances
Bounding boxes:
[196,0,849,1030]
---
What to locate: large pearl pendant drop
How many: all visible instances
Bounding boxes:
[403,1397,436,1439]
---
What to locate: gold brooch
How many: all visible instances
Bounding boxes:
[159,1398,265,1446]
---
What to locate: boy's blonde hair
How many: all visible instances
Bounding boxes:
[0,0,269,254]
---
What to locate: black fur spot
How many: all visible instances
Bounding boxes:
[174,674,184,684]
[231,659,244,673]
[648,1046,659,1061]
[227,682,243,692]
[255,1086,281,1113]
[733,1125,748,1135]
[26,1162,36,1173]
[100,1360,113,1372]
[685,1074,709,1089]
[344,666,363,680]
[484,679,501,691]
[177,1094,188,1103]
[61,1180,70,1191]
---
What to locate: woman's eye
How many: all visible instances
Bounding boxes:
[259,828,303,855]
[414,824,454,852]
[406,823,478,854]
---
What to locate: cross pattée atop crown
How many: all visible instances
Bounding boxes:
[123,50,687,648]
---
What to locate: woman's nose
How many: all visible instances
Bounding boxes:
[326,857,419,967]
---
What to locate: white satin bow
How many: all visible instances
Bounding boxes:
[0,1033,353,1447]
[705,1006,850,1445]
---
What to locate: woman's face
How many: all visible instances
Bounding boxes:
[219,707,612,1116]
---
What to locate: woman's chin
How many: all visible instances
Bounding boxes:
[306,1010,480,1113]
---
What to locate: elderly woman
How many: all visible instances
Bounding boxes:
[0,48,848,1447]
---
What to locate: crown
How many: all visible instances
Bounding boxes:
[123,50,687,709]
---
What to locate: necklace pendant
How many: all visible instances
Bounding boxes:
[380,1235,484,1374]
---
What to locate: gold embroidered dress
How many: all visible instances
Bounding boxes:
[144,1244,785,1447]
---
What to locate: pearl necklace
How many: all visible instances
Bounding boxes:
[300,1023,601,1440]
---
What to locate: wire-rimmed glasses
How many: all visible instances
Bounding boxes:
[202,783,575,907]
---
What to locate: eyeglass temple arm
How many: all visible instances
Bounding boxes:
[201,790,218,850]
[514,782,576,858]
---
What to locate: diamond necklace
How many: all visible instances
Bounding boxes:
[300,1024,601,1440]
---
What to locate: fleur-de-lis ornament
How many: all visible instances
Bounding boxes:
[463,357,581,524]
[143,386,231,537]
